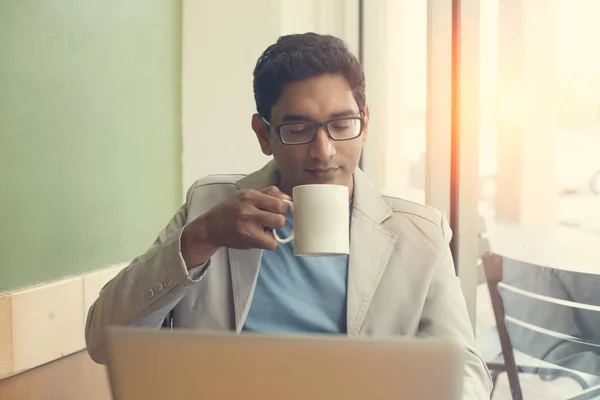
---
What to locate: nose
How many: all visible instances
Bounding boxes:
[309,127,336,161]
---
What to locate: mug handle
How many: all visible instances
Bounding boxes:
[272,199,294,244]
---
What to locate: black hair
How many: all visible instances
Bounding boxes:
[253,32,366,121]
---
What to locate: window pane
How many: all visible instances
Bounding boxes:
[362,0,427,204]
[477,1,600,398]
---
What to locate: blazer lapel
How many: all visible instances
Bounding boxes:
[229,247,262,332]
[230,160,279,332]
[346,169,398,336]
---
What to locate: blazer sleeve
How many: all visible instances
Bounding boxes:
[85,181,209,364]
[418,215,493,400]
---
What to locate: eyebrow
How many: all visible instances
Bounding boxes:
[280,109,359,122]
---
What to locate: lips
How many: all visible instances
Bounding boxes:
[306,167,339,179]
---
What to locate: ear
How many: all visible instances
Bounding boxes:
[361,105,370,146]
[251,113,272,156]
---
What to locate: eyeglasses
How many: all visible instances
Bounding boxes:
[262,112,366,145]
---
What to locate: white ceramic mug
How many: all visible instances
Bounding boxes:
[273,184,350,256]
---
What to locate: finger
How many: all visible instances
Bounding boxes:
[257,211,285,229]
[253,210,286,230]
[240,224,278,251]
[260,185,292,201]
[251,191,290,214]
[252,229,279,251]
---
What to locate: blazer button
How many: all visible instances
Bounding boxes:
[164,277,172,287]
[145,288,155,299]
[155,283,164,293]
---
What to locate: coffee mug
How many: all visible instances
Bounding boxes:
[273,184,350,256]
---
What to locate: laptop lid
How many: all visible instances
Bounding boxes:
[104,327,464,400]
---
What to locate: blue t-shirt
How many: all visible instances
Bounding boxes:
[243,209,349,334]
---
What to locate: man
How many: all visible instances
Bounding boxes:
[85,33,492,398]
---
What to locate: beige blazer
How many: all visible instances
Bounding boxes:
[85,161,492,399]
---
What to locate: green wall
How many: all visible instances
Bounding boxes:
[0,1,182,292]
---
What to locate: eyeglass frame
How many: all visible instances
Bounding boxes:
[261,111,367,145]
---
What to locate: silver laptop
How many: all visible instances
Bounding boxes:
[104,327,464,400]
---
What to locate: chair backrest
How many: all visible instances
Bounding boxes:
[482,253,524,400]
[482,252,600,395]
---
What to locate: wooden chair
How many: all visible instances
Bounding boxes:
[480,252,600,400]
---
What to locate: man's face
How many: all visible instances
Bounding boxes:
[252,74,369,197]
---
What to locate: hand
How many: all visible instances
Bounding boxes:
[181,186,291,268]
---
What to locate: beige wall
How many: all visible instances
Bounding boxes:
[181,0,281,195]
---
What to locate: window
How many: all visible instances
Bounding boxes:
[476,1,600,398]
